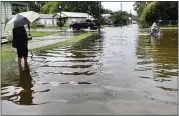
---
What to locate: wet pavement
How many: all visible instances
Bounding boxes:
[1,24,178,115]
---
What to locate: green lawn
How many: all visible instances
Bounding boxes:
[30,31,58,37]
[1,49,18,86]
[159,26,178,30]
[1,44,16,70]
[141,26,178,30]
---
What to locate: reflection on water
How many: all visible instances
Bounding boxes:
[2,63,34,105]
[1,63,49,105]
[136,30,178,83]
[34,34,104,76]
[18,65,33,105]
[1,33,105,106]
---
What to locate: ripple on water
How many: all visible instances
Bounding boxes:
[2,27,178,112]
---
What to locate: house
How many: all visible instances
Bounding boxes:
[53,11,94,26]
[102,14,112,25]
[102,14,111,17]
[1,1,29,38]
[1,2,13,38]
[36,14,58,27]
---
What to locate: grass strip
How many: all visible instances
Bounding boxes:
[30,31,58,37]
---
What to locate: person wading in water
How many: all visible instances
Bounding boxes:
[12,25,29,72]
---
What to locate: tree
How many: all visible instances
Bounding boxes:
[133,2,150,18]
[40,1,104,19]
[29,1,47,13]
[12,5,28,15]
[103,9,113,14]
[40,2,61,14]
[110,11,131,25]
[135,1,178,27]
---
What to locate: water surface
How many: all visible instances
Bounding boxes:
[2,24,178,115]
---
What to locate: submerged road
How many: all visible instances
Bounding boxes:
[2,24,178,115]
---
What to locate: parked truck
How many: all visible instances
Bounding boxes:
[69,19,100,30]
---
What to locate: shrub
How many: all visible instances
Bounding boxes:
[31,23,37,30]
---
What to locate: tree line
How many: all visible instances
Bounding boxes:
[29,1,103,19]
[12,1,137,26]
[133,1,178,28]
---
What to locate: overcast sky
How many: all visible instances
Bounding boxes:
[101,2,137,15]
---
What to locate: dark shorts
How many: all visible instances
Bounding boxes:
[17,47,28,58]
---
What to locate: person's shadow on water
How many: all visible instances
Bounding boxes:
[18,62,34,105]
[10,62,50,105]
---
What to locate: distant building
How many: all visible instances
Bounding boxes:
[102,14,112,25]
[53,11,94,26]
[1,1,29,38]
[36,14,58,27]
[102,14,111,17]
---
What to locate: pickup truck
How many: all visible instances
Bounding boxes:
[69,19,100,30]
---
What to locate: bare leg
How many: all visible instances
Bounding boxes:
[18,58,22,72]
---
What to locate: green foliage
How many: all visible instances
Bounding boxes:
[31,23,37,30]
[134,1,178,28]
[12,5,27,15]
[103,9,113,14]
[133,2,151,18]
[110,11,131,25]
[1,50,19,86]
[29,1,47,12]
[12,2,47,14]
[40,2,60,14]
[7,36,13,43]
[139,2,157,27]
[30,32,57,37]
[40,1,103,19]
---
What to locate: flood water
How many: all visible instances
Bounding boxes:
[1,24,178,115]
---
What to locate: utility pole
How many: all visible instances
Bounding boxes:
[121,2,122,28]
[98,1,101,32]
[130,9,132,24]
[59,5,62,30]
[88,6,90,19]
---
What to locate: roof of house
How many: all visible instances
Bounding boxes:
[54,11,93,18]
[11,1,29,5]
[102,14,111,17]
[40,14,57,19]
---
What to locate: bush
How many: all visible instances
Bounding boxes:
[139,2,158,28]
[57,19,64,27]
[31,23,37,30]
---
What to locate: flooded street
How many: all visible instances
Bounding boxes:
[2,24,178,115]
